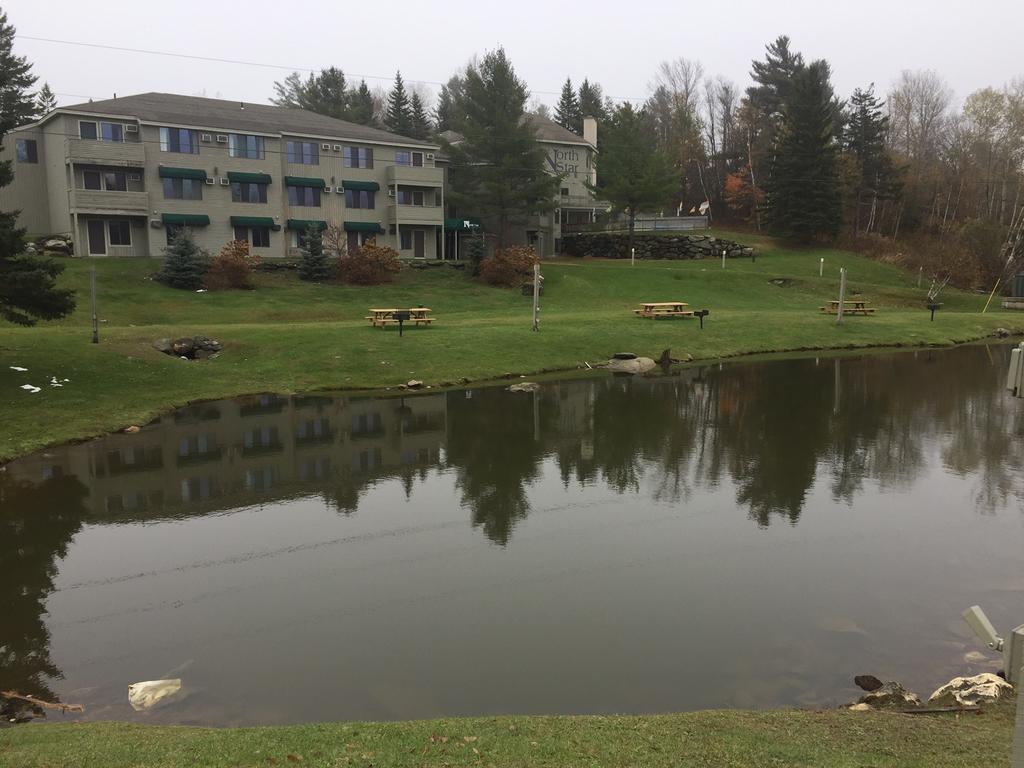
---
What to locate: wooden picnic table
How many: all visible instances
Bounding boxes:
[633,301,694,319]
[820,299,876,316]
[367,308,434,327]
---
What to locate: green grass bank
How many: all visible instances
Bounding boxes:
[1,231,1020,461]
[0,704,1015,768]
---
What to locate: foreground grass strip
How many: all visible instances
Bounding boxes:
[0,706,1014,768]
[1,233,1020,461]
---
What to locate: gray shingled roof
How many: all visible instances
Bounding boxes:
[437,115,592,148]
[52,92,437,147]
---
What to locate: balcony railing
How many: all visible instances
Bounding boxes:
[66,138,146,167]
[386,164,443,187]
[71,189,150,214]
[389,203,443,225]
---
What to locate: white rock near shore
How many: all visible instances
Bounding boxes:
[928,673,1013,707]
[607,357,657,374]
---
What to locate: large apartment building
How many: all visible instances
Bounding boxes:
[0,92,445,259]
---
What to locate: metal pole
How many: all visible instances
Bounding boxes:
[917,266,923,288]
[836,267,847,326]
[532,262,540,332]
[819,257,824,277]
[722,248,726,269]
[631,247,635,266]
[91,264,98,344]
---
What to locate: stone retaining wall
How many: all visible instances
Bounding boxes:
[562,233,754,260]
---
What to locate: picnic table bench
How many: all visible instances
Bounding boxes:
[366,308,434,327]
[819,299,876,316]
[633,301,694,319]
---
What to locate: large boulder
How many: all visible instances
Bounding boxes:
[607,356,657,374]
[928,673,1013,708]
[43,238,71,254]
[508,382,540,393]
[171,337,195,357]
[857,681,922,709]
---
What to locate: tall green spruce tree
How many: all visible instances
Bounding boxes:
[157,228,206,290]
[764,60,842,240]
[842,84,899,236]
[442,48,560,247]
[0,11,74,325]
[385,72,414,136]
[272,68,350,120]
[554,77,582,133]
[297,224,331,281]
[577,79,608,121]
[409,92,432,140]
[35,82,56,115]
[589,103,676,256]
[348,80,376,126]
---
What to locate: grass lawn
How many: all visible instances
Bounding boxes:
[1,230,1020,461]
[0,704,1015,768]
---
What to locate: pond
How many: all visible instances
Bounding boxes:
[2,344,1022,726]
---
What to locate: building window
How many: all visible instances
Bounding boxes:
[79,121,98,140]
[287,185,321,207]
[231,182,268,203]
[235,225,270,248]
[561,187,570,196]
[400,229,412,250]
[15,139,37,163]
[101,122,124,142]
[344,189,374,209]
[165,224,182,245]
[229,134,264,159]
[343,146,373,168]
[162,177,203,200]
[397,189,425,206]
[108,220,131,246]
[103,170,127,191]
[395,151,424,167]
[160,127,200,154]
[286,141,319,165]
[83,170,102,190]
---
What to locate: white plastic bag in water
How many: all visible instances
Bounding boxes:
[127,679,183,711]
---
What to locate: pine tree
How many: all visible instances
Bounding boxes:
[577,79,608,121]
[157,228,206,290]
[442,48,561,247]
[589,103,677,256]
[271,68,349,119]
[0,13,74,325]
[35,82,56,115]
[554,77,582,133]
[349,80,376,126]
[409,92,432,140]
[744,36,804,188]
[385,71,414,137]
[842,84,899,235]
[764,60,842,241]
[434,74,465,133]
[297,224,331,281]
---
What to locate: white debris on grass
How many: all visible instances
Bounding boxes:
[10,366,27,372]
[20,384,41,393]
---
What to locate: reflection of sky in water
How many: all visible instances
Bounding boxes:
[2,345,1022,725]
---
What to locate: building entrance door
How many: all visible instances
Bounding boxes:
[87,220,106,255]
[413,229,425,259]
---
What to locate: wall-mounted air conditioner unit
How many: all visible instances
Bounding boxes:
[323,186,332,193]
[321,143,331,150]
[128,174,141,181]
[332,144,341,151]
[216,135,228,143]
[125,124,139,134]
[200,133,212,142]
[204,178,215,185]
[150,219,163,228]
[387,188,395,197]
[219,178,230,186]
[426,153,435,160]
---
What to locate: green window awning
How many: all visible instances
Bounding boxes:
[284,176,326,188]
[159,166,207,181]
[230,216,278,229]
[341,180,380,191]
[227,171,272,184]
[445,217,482,231]
[161,213,210,226]
[343,221,385,233]
[286,219,328,231]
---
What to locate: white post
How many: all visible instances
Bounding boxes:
[91,264,98,344]
[722,248,726,269]
[819,257,824,277]
[918,266,923,288]
[532,263,540,332]
[836,267,847,326]
[631,247,635,266]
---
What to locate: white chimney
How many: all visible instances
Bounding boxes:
[583,116,597,147]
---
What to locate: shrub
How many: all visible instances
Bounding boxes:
[156,228,206,290]
[205,239,260,290]
[337,239,402,285]
[298,224,332,281]
[480,245,537,287]
[463,236,486,275]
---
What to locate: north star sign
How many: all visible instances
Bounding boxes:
[546,147,585,176]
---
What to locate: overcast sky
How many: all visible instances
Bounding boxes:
[7,0,1023,112]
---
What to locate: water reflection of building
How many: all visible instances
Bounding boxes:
[7,392,447,521]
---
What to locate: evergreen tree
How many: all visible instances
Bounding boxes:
[297,224,331,281]
[157,228,206,290]
[385,71,414,137]
[442,48,560,247]
[271,68,349,119]
[842,84,899,235]
[577,79,608,121]
[0,14,74,325]
[349,80,376,126]
[746,36,803,125]
[35,82,56,115]
[554,77,582,133]
[409,92,432,140]
[764,60,842,241]
[589,103,677,256]
[434,74,465,133]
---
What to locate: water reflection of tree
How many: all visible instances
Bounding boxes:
[0,473,89,717]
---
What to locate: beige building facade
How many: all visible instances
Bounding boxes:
[0,92,445,259]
